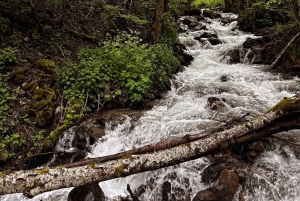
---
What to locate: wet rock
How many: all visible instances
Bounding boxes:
[217,169,239,194]
[203,10,221,19]
[243,37,269,49]
[182,18,193,25]
[200,25,207,30]
[247,150,259,159]
[208,37,222,45]
[192,187,218,201]
[68,183,105,201]
[199,32,218,39]
[222,49,241,64]
[160,173,192,201]
[202,162,227,184]
[292,65,300,71]
[145,100,160,109]
[248,141,264,152]
[162,181,172,201]
[188,8,202,16]
[188,21,199,28]
[207,97,225,110]
[88,127,105,145]
[220,75,228,82]
[192,184,232,201]
[197,15,205,21]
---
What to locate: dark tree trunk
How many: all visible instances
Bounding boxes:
[153,0,165,42]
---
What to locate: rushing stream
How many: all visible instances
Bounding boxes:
[2,11,300,201]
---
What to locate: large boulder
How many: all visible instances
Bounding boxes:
[203,10,221,19]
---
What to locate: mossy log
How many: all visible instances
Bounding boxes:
[0,94,300,197]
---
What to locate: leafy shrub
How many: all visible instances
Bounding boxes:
[0,75,10,133]
[161,13,179,46]
[120,14,148,26]
[58,33,152,103]
[148,44,180,89]
[0,133,26,158]
[0,47,18,69]
[0,16,9,33]
[192,0,224,8]
[9,32,23,47]
[58,33,181,113]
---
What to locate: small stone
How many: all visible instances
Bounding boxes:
[22,82,28,88]
[207,97,225,110]
[248,141,264,152]
[20,89,26,95]
[7,108,14,114]
[221,75,228,82]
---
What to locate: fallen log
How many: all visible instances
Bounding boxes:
[0,94,300,197]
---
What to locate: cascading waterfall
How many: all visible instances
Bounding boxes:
[2,11,300,201]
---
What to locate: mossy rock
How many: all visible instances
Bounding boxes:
[203,10,221,19]
[13,67,27,74]
[188,8,202,16]
[24,82,39,93]
[0,147,9,163]
[33,88,44,100]
[43,87,57,101]
[15,74,25,83]
[36,59,56,74]
[35,107,54,127]
[188,21,199,28]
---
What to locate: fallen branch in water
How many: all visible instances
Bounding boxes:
[0,94,300,197]
[269,32,300,69]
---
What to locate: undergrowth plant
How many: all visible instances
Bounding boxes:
[57,32,180,113]
[0,47,18,69]
[193,0,224,8]
[0,75,12,133]
[58,33,152,104]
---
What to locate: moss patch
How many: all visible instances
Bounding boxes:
[0,147,9,163]
[37,167,49,174]
[268,95,300,114]
[36,59,56,74]
[114,163,129,177]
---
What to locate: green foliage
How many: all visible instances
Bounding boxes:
[31,130,45,147]
[0,47,18,69]
[193,0,224,8]
[58,33,152,103]
[167,0,185,14]
[9,32,23,47]
[161,13,179,46]
[120,14,148,26]
[0,133,26,158]
[104,5,121,17]
[0,75,11,133]
[0,15,9,33]
[148,44,180,89]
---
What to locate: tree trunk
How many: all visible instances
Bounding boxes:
[153,0,165,42]
[1,94,300,197]
[224,0,230,11]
